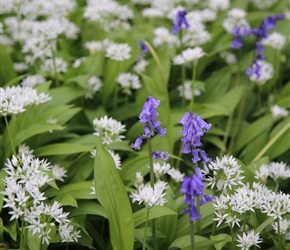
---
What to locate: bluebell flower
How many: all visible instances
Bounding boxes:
[140,40,149,53]
[152,151,169,161]
[131,96,166,150]
[181,173,214,221]
[172,9,190,34]
[179,112,211,164]
[230,26,251,49]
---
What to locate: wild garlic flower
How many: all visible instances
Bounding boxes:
[177,81,202,100]
[72,57,87,68]
[91,149,122,170]
[21,75,46,87]
[130,180,168,208]
[247,60,274,85]
[2,154,81,244]
[236,230,262,250]
[14,62,29,72]
[203,155,245,192]
[105,43,131,61]
[51,164,67,182]
[17,144,34,157]
[0,85,51,116]
[271,105,289,119]
[85,76,103,99]
[272,219,290,234]
[84,0,134,31]
[93,116,126,145]
[173,47,206,66]
[268,162,290,181]
[84,40,104,54]
[153,162,171,179]
[182,24,211,47]
[133,59,149,74]
[261,32,286,50]
[152,27,180,48]
[167,168,185,182]
[219,51,237,64]
[223,8,249,34]
[208,0,230,12]
[134,172,144,187]
[116,73,141,95]
[252,0,278,10]
[254,164,269,183]
[142,8,164,19]
[41,57,68,73]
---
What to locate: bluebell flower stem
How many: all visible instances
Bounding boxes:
[142,209,150,250]
[147,137,157,249]
[196,197,201,235]
[189,63,197,112]
[189,218,195,250]
[4,115,16,156]
[144,41,167,98]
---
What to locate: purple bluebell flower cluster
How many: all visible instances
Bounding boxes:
[179,112,211,164]
[172,9,190,34]
[152,151,169,161]
[131,96,166,150]
[140,40,149,54]
[246,14,284,79]
[181,170,214,221]
[230,25,251,49]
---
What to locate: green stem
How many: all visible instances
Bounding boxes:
[275,180,279,192]
[144,41,167,97]
[147,138,157,249]
[189,63,197,112]
[219,111,233,157]
[211,221,217,236]
[243,213,247,232]
[142,209,150,250]
[252,121,290,162]
[230,226,235,250]
[277,219,281,250]
[196,197,201,235]
[189,219,195,250]
[4,115,17,156]
[52,46,59,87]
[19,215,25,250]
[113,86,118,113]
[66,243,69,250]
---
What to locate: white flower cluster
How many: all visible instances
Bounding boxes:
[130,177,168,209]
[271,105,289,119]
[93,116,126,145]
[0,85,51,116]
[1,154,79,244]
[105,43,132,61]
[255,161,290,183]
[116,73,141,95]
[219,51,237,64]
[84,39,113,54]
[41,57,68,74]
[85,76,103,99]
[251,0,278,10]
[203,155,245,193]
[261,32,286,50]
[152,27,180,48]
[177,81,202,100]
[21,75,46,88]
[153,161,185,182]
[249,60,274,85]
[133,59,149,74]
[84,0,134,31]
[223,8,250,33]
[236,230,262,250]
[173,47,206,66]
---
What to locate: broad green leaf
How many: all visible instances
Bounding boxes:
[0,44,16,86]
[27,230,47,250]
[210,234,231,250]
[45,181,93,199]
[3,74,27,87]
[134,206,177,227]
[169,235,217,249]
[5,220,17,241]
[94,140,134,250]
[234,114,274,153]
[53,194,78,207]
[66,200,107,218]
[34,143,93,156]
[255,217,275,234]
[84,52,105,76]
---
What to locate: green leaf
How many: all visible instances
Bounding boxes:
[3,74,27,87]
[34,143,93,156]
[234,114,274,152]
[0,44,16,86]
[53,194,78,207]
[45,181,93,199]
[210,234,232,250]
[169,235,217,249]
[94,140,134,250]
[134,206,177,227]
[66,200,107,218]
[255,217,275,234]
